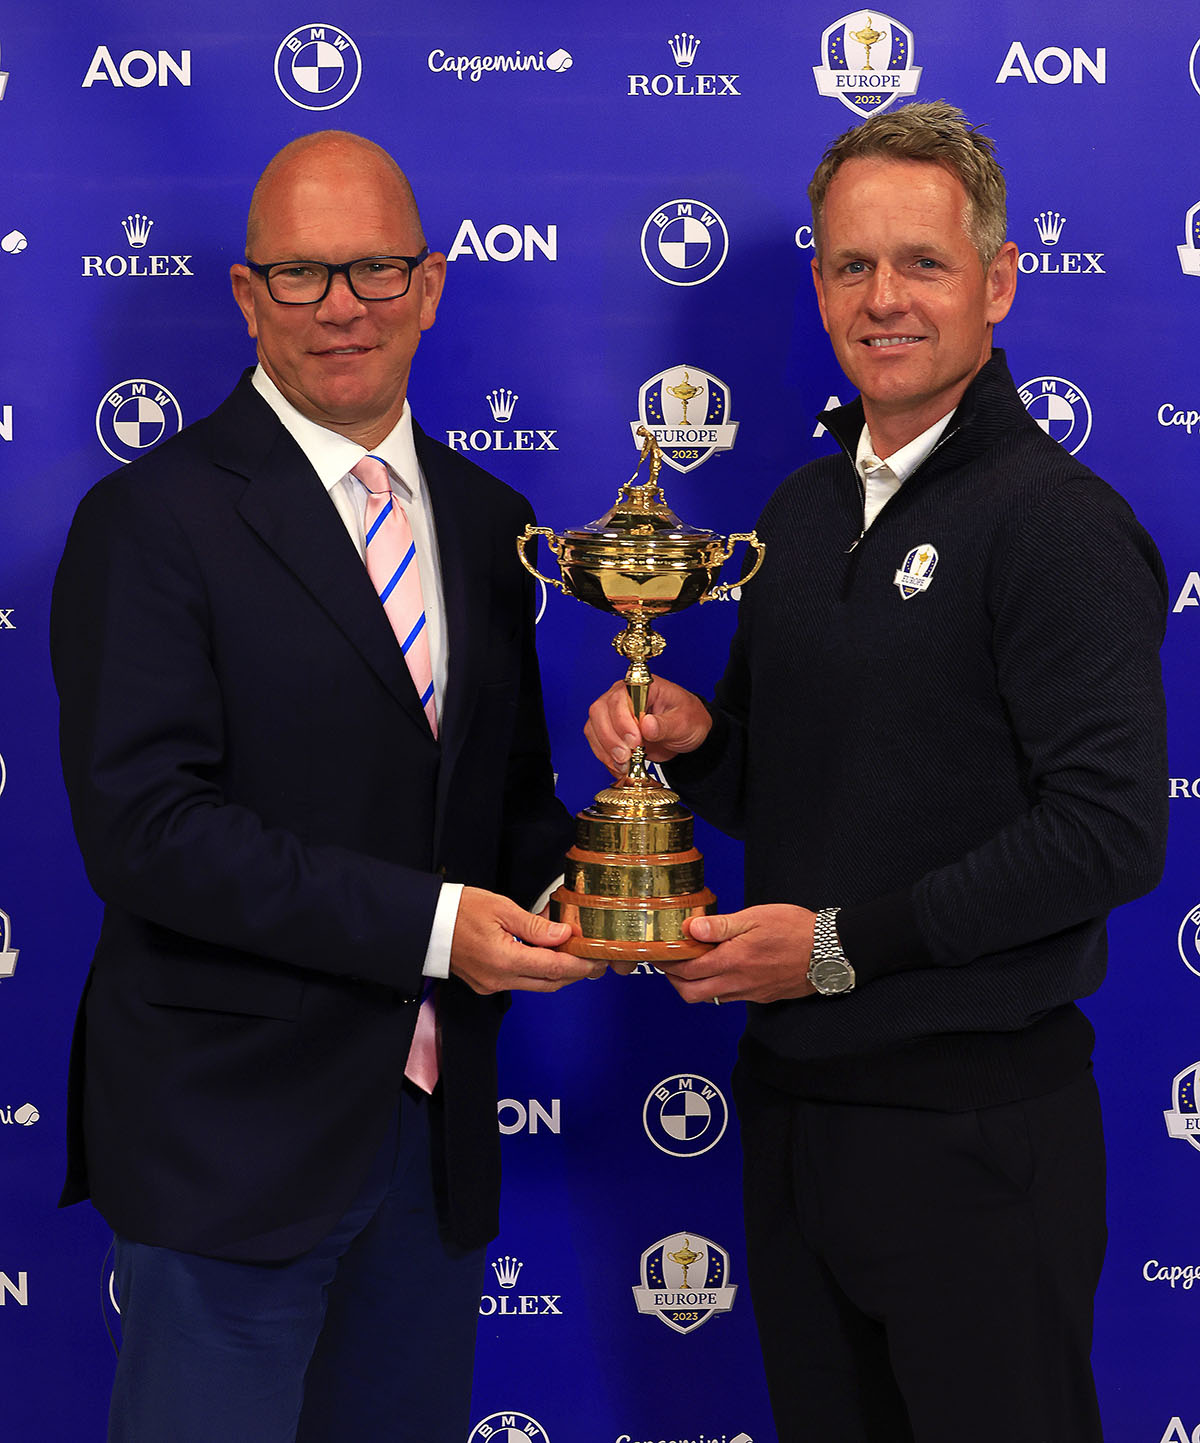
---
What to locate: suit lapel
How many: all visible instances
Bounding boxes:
[210,376,435,735]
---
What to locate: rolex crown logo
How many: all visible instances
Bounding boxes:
[668,31,700,68]
[486,388,518,423]
[1033,210,1066,246]
[121,213,154,249]
[491,1254,524,1289]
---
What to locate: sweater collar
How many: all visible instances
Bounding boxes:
[816,348,1026,469]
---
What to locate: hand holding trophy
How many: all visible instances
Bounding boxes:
[517,428,764,964]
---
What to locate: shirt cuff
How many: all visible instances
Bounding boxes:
[530,875,565,917]
[422,882,463,979]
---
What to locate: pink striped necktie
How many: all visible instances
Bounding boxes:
[352,453,440,1094]
[352,454,438,737]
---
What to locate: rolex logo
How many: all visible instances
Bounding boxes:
[491,1254,524,1290]
[668,31,701,67]
[121,213,154,249]
[486,388,518,423]
[1033,210,1065,246]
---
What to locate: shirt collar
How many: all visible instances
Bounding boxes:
[855,410,955,484]
[251,365,420,497]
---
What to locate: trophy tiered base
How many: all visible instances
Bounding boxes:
[550,772,716,962]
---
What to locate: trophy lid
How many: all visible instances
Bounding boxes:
[563,428,717,544]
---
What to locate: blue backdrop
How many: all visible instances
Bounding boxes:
[3,5,1199,1441]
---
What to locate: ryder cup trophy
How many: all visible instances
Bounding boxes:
[517,428,764,963]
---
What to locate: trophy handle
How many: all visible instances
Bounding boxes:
[700,532,766,603]
[517,525,571,593]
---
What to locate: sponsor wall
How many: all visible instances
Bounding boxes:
[1,3,1198,1439]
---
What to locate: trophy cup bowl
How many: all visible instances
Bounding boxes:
[517,428,764,963]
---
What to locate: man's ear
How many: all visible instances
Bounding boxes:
[811,255,831,335]
[230,264,259,339]
[985,241,1019,327]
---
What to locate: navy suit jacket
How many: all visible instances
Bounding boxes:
[51,371,572,1261]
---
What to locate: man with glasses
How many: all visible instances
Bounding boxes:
[51,130,593,1442]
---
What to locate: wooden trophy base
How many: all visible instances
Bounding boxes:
[548,775,716,964]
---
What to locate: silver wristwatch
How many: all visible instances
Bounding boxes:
[807,907,856,995]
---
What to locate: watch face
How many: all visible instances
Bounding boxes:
[810,958,854,994]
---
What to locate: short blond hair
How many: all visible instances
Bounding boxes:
[808,100,1007,265]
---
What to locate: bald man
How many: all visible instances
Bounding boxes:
[51,131,591,1442]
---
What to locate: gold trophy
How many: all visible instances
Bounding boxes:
[518,428,764,963]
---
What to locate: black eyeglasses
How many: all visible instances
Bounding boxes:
[244,248,431,305]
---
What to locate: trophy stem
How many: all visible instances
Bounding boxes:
[614,614,666,785]
[625,656,651,783]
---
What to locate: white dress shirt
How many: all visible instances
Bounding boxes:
[854,411,955,530]
[251,366,460,979]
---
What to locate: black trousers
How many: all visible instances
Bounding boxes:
[735,1063,1107,1443]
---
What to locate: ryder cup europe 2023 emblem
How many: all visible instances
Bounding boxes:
[631,365,738,474]
[813,11,921,117]
[1164,1062,1200,1153]
[1179,200,1200,276]
[633,1231,737,1334]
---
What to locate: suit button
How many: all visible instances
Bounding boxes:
[436,864,448,878]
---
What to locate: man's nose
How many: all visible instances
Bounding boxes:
[315,271,367,322]
[865,263,908,315]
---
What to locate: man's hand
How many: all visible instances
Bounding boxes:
[584,676,713,776]
[450,887,604,994]
[656,904,819,1005]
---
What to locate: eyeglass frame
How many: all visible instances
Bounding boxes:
[243,248,431,305]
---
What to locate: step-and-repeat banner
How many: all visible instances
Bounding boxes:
[3,3,1200,1440]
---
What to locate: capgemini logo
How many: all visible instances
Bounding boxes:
[669,32,701,67]
[1033,210,1065,245]
[121,213,154,249]
[486,388,518,423]
[491,1254,524,1290]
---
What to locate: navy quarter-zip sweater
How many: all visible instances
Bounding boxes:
[669,351,1169,1109]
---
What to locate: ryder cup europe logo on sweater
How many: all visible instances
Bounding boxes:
[643,1074,729,1157]
[96,380,183,464]
[813,11,921,117]
[641,200,728,286]
[893,543,938,599]
[274,25,362,110]
[631,366,738,473]
[1165,1063,1200,1151]
[469,1412,548,1442]
[0,909,18,981]
[1017,375,1092,455]
[633,1231,736,1333]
